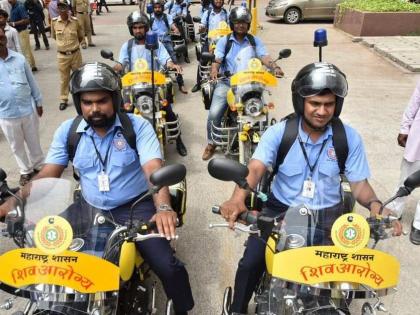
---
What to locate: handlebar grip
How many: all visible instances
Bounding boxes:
[211,205,258,225]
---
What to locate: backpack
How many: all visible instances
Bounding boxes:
[268,113,355,211]
[67,112,137,179]
[221,33,257,69]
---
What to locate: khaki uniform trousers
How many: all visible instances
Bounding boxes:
[57,50,82,102]
[76,13,92,46]
[18,29,36,68]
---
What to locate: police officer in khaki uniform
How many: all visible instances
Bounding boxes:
[72,0,94,48]
[51,0,83,110]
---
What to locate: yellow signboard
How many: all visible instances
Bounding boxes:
[122,71,166,87]
[266,245,399,290]
[0,248,120,293]
[230,70,277,87]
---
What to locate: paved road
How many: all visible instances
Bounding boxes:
[1,1,420,314]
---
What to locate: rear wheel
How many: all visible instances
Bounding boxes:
[284,7,301,24]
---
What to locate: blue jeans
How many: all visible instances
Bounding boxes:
[206,80,230,143]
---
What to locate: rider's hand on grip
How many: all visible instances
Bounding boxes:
[220,199,247,229]
[151,210,177,240]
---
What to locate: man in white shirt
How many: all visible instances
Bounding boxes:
[0,9,21,53]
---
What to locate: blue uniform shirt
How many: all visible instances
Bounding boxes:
[252,118,370,210]
[165,0,187,18]
[118,40,171,71]
[200,8,228,31]
[151,13,173,42]
[215,34,268,75]
[0,49,42,119]
[10,3,29,32]
[46,114,162,210]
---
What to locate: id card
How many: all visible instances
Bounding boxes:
[98,172,110,192]
[302,179,315,199]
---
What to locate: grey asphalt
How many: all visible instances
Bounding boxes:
[1,1,420,314]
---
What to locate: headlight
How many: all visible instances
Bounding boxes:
[244,98,264,117]
[136,95,153,117]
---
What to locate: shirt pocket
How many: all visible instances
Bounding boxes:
[110,150,137,168]
[278,163,303,192]
[318,162,341,189]
[10,67,28,85]
[73,157,96,174]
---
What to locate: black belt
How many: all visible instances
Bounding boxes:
[58,48,80,55]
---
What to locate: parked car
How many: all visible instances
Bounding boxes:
[265,0,343,24]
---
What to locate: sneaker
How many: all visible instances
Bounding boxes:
[45,46,50,50]
[34,46,40,51]
[202,144,216,161]
[176,137,187,156]
[19,173,33,186]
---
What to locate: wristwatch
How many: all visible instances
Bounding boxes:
[158,203,173,212]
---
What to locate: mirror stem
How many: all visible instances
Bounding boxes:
[128,186,160,229]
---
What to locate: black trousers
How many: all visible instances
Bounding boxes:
[30,19,49,48]
[97,0,109,13]
[230,195,345,313]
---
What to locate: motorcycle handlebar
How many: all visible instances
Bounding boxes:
[212,205,258,225]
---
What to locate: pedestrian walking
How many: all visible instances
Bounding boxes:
[25,0,50,50]
[390,81,420,245]
[0,27,44,186]
[0,9,21,53]
[96,0,108,15]
[8,0,37,71]
[51,0,83,110]
[72,0,94,48]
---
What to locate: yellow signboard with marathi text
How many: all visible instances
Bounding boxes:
[0,248,119,293]
[230,70,277,87]
[266,246,399,290]
[122,71,166,87]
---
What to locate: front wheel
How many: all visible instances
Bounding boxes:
[284,7,301,24]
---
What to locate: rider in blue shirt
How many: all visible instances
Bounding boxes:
[219,62,402,314]
[115,11,188,156]
[150,0,188,94]
[191,0,228,93]
[165,0,194,59]
[201,6,283,160]
[37,62,194,315]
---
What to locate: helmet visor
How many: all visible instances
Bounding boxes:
[295,67,348,98]
[71,63,120,94]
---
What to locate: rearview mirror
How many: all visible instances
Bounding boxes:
[193,16,201,23]
[208,158,249,187]
[100,49,114,60]
[200,52,214,64]
[404,169,420,192]
[150,164,186,187]
[278,48,291,60]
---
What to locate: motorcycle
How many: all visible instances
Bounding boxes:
[208,48,291,165]
[207,158,420,315]
[101,49,182,160]
[0,163,187,315]
[194,20,231,62]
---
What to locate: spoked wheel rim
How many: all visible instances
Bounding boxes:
[285,8,300,24]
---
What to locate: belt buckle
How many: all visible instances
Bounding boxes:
[66,51,72,55]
